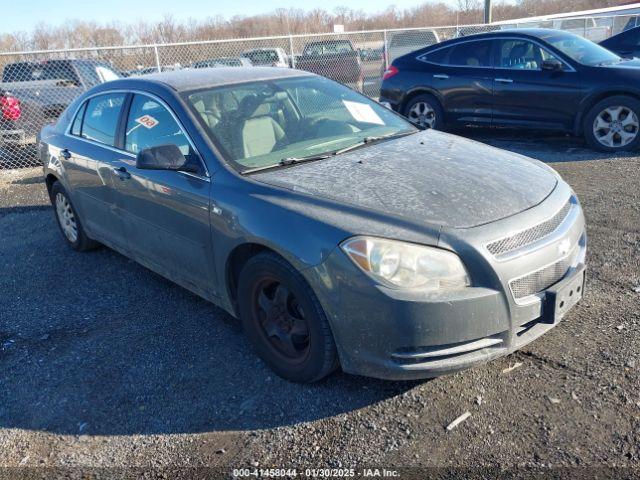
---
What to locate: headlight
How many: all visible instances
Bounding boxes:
[341,236,470,290]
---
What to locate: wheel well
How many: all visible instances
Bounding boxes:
[400,89,441,115]
[225,243,275,313]
[45,174,59,199]
[576,91,640,134]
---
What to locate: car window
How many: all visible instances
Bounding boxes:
[424,40,492,67]
[541,31,620,66]
[243,50,279,64]
[124,94,192,158]
[448,40,492,67]
[422,46,452,64]
[303,41,354,55]
[186,75,414,171]
[80,93,126,146]
[496,40,561,70]
[70,102,87,136]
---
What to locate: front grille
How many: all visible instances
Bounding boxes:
[509,243,580,300]
[487,200,572,257]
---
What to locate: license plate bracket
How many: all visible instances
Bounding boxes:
[544,267,585,323]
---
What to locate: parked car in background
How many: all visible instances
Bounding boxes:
[127,65,182,76]
[384,29,440,67]
[192,57,252,68]
[125,67,159,76]
[241,48,289,68]
[500,18,611,43]
[359,47,383,61]
[1,59,120,148]
[380,29,640,152]
[40,67,586,382]
[296,40,363,89]
[554,17,611,43]
[600,26,640,58]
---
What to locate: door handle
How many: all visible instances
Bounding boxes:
[112,166,131,180]
[433,74,449,79]
[495,78,514,83]
[60,149,71,160]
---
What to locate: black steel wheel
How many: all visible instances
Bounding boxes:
[237,252,338,382]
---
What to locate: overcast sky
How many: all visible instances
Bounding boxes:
[11,0,517,32]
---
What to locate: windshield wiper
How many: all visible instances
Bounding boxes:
[241,129,418,174]
[242,153,334,174]
[332,129,419,156]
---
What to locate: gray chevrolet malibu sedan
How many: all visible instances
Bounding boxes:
[39,68,586,382]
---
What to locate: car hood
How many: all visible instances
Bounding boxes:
[250,130,557,229]
[602,58,640,69]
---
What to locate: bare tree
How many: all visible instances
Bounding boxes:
[0,0,633,52]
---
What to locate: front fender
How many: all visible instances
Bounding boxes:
[574,85,640,134]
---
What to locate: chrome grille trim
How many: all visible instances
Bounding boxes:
[509,242,580,300]
[487,200,572,257]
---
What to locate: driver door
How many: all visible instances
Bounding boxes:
[111,93,217,299]
[491,38,583,130]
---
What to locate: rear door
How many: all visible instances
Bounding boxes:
[491,38,583,131]
[62,92,129,251]
[111,93,216,297]
[417,39,494,125]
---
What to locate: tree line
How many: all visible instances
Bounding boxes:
[0,0,629,52]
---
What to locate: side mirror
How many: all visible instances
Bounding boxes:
[135,144,198,173]
[541,59,564,72]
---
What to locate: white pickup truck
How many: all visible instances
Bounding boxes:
[0,59,120,149]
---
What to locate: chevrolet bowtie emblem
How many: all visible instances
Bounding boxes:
[558,238,572,256]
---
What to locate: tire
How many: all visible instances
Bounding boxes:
[237,251,338,383]
[50,181,99,252]
[583,95,640,152]
[403,93,445,130]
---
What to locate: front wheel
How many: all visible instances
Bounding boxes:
[237,252,338,383]
[403,93,444,130]
[583,95,640,152]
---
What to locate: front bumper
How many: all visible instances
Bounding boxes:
[305,184,586,380]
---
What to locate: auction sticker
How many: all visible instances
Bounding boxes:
[342,100,385,125]
[136,114,159,129]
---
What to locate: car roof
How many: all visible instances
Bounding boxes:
[422,28,576,51]
[114,67,312,92]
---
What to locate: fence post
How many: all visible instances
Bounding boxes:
[153,45,161,72]
[383,29,388,70]
[289,35,296,68]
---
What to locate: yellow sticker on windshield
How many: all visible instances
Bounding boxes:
[136,115,159,129]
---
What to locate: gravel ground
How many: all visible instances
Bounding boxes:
[0,130,639,478]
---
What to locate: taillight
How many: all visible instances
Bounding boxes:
[382,65,399,81]
[1,95,21,121]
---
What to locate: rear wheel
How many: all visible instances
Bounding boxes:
[403,93,444,130]
[237,252,338,382]
[583,95,640,152]
[50,181,99,251]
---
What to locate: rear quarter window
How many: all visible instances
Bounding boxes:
[80,93,126,146]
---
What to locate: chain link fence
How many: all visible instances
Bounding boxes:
[1,13,638,170]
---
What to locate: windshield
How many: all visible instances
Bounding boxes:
[541,31,621,66]
[186,75,415,172]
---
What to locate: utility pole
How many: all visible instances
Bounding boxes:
[484,0,492,24]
